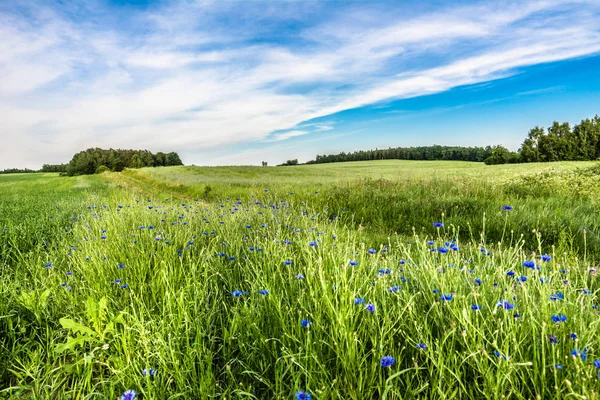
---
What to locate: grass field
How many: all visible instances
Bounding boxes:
[1,161,599,399]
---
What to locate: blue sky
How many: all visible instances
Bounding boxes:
[1,0,600,168]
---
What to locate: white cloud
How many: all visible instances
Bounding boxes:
[1,0,600,168]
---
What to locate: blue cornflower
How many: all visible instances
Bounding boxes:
[380,355,395,367]
[120,389,137,400]
[518,276,527,282]
[551,314,567,323]
[349,260,358,266]
[554,364,563,369]
[474,278,482,285]
[438,247,449,254]
[259,289,269,295]
[471,304,481,311]
[506,271,515,277]
[570,333,578,341]
[571,349,588,361]
[368,248,377,254]
[284,260,293,265]
[300,319,311,328]
[497,300,514,310]
[594,360,600,369]
[354,298,365,305]
[426,240,434,246]
[387,286,401,293]
[440,294,453,301]
[416,343,427,350]
[523,260,535,269]
[494,350,510,360]
[142,368,156,377]
[44,262,52,268]
[309,241,318,247]
[433,222,444,228]
[295,391,311,400]
[548,335,558,344]
[295,274,304,280]
[120,284,129,289]
[399,259,406,265]
[502,205,513,211]
[118,263,125,269]
[550,293,564,301]
[365,303,376,312]
[231,290,244,297]
[541,254,552,262]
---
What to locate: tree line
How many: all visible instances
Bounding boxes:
[305,145,494,165]
[64,148,183,175]
[0,148,183,175]
[301,115,600,166]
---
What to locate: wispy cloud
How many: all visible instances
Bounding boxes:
[1,0,600,167]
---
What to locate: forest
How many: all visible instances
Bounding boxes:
[304,115,600,165]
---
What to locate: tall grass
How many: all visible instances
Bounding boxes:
[1,168,599,399]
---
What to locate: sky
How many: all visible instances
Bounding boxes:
[1,0,600,169]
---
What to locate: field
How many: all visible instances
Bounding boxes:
[1,161,600,399]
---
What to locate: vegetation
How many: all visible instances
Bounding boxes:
[65,148,183,176]
[305,115,600,166]
[1,161,599,399]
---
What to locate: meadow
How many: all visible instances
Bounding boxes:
[1,161,599,399]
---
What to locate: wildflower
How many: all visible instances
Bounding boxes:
[474,278,482,285]
[594,360,600,369]
[296,391,311,400]
[497,300,514,310]
[259,289,269,295]
[387,286,401,293]
[102,343,109,350]
[438,247,449,254]
[118,263,125,269]
[494,350,509,360]
[502,205,513,211]
[433,222,444,228]
[355,298,365,305]
[231,290,244,297]
[554,364,563,369]
[548,335,558,344]
[426,240,434,245]
[523,260,535,269]
[365,303,376,312]
[300,319,311,328]
[44,262,52,268]
[440,294,453,301]
[120,284,129,289]
[471,304,481,311]
[506,271,515,277]
[284,260,293,265]
[513,312,521,319]
[142,368,156,377]
[570,333,578,341]
[550,293,564,301]
[416,343,427,350]
[295,274,304,280]
[120,390,137,400]
[571,349,588,361]
[380,355,395,367]
[368,248,377,254]
[518,276,527,282]
[541,254,552,262]
[349,260,358,266]
[551,314,567,323]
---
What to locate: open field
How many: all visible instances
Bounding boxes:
[1,161,600,399]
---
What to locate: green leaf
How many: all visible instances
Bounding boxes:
[59,318,96,337]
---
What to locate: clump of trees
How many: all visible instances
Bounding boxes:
[0,168,37,174]
[518,116,600,162]
[306,145,494,164]
[279,159,299,166]
[65,148,183,176]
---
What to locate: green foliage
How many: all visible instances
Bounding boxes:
[1,164,600,399]
[65,148,183,176]
[308,145,493,164]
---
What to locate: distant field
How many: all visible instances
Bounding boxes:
[1,161,599,399]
